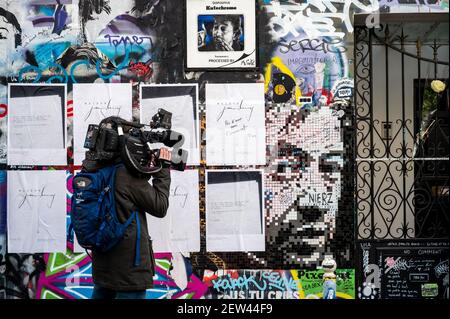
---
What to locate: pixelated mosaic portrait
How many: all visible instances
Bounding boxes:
[205,104,354,269]
[197,15,244,52]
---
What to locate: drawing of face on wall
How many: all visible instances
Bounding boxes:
[267,32,347,106]
[262,105,344,267]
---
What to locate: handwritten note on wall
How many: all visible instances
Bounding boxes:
[73,83,132,165]
[147,170,200,253]
[206,83,266,166]
[206,170,265,252]
[7,94,66,165]
[7,170,66,253]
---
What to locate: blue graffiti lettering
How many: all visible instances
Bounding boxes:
[103,34,153,47]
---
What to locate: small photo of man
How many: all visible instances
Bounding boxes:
[197,14,244,52]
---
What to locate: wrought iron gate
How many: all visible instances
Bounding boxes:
[354,13,449,241]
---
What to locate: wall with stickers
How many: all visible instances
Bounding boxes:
[0,0,448,300]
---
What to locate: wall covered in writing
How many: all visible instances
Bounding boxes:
[0,0,448,299]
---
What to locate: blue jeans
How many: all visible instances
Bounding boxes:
[91,285,147,299]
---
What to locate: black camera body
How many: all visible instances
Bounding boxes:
[83,109,188,175]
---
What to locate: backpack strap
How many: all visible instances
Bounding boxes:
[110,165,141,267]
[134,212,141,267]
[123,211,141,267]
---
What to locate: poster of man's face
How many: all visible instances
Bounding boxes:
[263,105,344,267]
[185,0,256,70]
[198,15,244,52]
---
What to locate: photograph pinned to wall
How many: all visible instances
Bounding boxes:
[7,170,67,253]
[185,0,258,70]
[206,170,265,252]
[7,84,67,166]
[206,83,265,166]
[147,169,200,253]
[140,84,200,166]
[73,83,132,166]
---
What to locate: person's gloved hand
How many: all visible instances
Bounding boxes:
[159,147,172,167]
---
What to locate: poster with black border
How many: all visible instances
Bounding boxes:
[185,0,258,71]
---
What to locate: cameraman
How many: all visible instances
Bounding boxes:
[88,147,171,299]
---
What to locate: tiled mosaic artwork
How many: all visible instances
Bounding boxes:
[193,103,354,270]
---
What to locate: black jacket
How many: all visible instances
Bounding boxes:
[91,166,171,291]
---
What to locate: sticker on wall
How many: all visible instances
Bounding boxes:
[331,78,353,102]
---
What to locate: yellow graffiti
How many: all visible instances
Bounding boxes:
[290,270,354,299]
[290,270,305,299]
[264,57,302,105]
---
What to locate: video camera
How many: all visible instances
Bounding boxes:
[83,108,188,176]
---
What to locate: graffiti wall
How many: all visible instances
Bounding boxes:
[0,0,448,299]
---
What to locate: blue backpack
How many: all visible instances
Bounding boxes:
[70,164,141,266]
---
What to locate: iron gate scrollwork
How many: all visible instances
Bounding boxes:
[354,14,449,241]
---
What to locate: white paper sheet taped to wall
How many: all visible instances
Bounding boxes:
[7,170,67,253]
[140,84,200,166]
[206,83,266,166]
[73,83,132,166]
[147,169,200,253]
[8,93,66,166]
[206,170,265,252]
